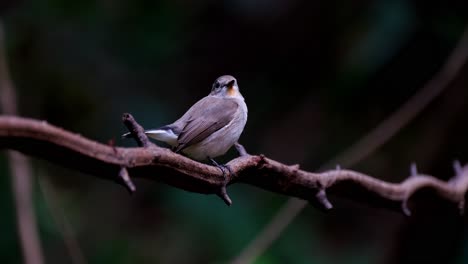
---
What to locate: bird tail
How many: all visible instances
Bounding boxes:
[122,126,178,146]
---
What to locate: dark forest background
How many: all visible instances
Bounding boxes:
[1,0,468,263]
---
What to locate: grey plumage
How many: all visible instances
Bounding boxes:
[123,75,248,161]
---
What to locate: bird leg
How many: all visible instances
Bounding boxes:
[209,157,233,206]
[209,157,226,175]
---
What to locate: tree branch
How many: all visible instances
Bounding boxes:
[230,24,468,264]
[0,115,467,214]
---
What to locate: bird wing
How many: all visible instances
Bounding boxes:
[175,96,238,153]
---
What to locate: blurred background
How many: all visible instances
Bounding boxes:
[1,0,468,263]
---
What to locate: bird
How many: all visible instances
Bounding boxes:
[123,75,248,169]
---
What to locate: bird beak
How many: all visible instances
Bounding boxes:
[226,80,237,96]
[227,80,235,89]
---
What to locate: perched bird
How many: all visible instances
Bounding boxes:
[123,75,248,167]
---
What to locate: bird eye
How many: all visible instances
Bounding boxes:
[213,81,220,89]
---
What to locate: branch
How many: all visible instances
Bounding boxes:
[0,115,467,214]
[230,24,468,264]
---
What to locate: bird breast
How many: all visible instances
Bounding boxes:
[182,98,247,160]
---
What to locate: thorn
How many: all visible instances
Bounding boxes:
[290,164,300,170]
[316,189,333,210]
[217,185,232,206]
[410,162,418,177]
[402,199,411,216]
[453,160,462,176]
[257,154,267,169]
[449,160,464,185]
[108,138,118,154]
[118,167,136,193]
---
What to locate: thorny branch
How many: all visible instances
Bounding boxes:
[230,24,468,264]
[0,115,467,214]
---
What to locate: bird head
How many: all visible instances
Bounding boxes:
[210,75,241,98]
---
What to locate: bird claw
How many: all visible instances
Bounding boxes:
[209,158,235,177]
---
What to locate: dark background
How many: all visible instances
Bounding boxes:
[1,0,468,263]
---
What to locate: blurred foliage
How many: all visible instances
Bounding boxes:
[1,0,468,263]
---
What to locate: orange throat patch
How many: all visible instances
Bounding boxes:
[227,87,237,97]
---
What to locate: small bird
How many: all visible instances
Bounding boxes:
[123,75,248,168]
